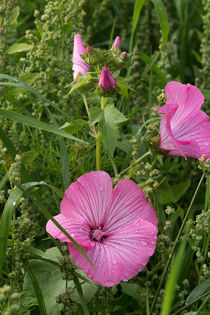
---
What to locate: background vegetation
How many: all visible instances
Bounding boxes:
[0,0,209,314]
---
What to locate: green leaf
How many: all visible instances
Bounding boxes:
[27,268,47,315]
[22,150,39,166]
[116,80,128,97]
[99,105,127,156]
[0,109,87,144]
[121,283,141,300]
[158,180,190,204]
[160,242,186,315]
[130,0,147,51]
[7,43,34,54]
[60,119,88,134]
[89,107,103,125]
[152,0,168,49]
[186,279,210,304]
[19,73,39,86]
[8,6,20,24]
[138,52,168,84]
[23,255,98,315]
[68,74,92,95]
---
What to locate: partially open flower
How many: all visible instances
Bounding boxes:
[98,66,116,91]
[46,171,158,287]
[158,81,210,159]
[72,34,90,81]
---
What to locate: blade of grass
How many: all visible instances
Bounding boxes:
[160,241,186,315]
[129,0,147,52]
[73,277,90,315]
[17,183,95,270]
[0,109,87,144]
[108,16,117,49]
[151,0,168,49]
[27,268,47,315]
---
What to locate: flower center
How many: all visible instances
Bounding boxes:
[91,227,104,242]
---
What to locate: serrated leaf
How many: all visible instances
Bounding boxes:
[99,105,127,156]
[8,6,20,24]
[68,74,92,95]
[7,43,33,54]
[116,80,128,97]
[89,107,103,125]
[60,119,88,134]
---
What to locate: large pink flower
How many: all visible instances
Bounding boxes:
[46,171,158,287]
[72,34,90,81]
[158,81,210,159]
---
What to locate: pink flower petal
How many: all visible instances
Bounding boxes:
[72,34,90,80]
[69,242,123,287]
[165,82,204,127]
[46,214,92,248]
[159,103,210,159]
[61,171,113,227]
[69,218,157,286]
[98,66,116,91]
[104,179,158,234]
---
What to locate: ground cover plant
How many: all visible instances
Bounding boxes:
[0,0,210,314]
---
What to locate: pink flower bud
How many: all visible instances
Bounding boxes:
[72,34,90,81]
[98,66,116,91]
[86,45,92,52]
[112,36,121,49]
[122,51,127,57]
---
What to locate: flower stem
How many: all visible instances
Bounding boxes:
[73,277,90,315]
[118,150,151,177]
[82,94,97,137]
[95,97,107,171]
[151,171,206,313]
[96,131,102,171]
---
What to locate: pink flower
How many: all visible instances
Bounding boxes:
[72,34,90,81]
[158,81,210,159]
[98,66,116,91]
[46,171,158,287]
[112,36,121,49]
[86,45,92,52]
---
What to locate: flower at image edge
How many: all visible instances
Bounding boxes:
[72,34,90,81]
[158,81,210,160]
[46,171,158,287]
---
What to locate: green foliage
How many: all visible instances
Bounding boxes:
[0,0,209,314]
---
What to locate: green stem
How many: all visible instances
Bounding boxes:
[82,94,97,137]
[96,131,102,171]
[119,150,151,177]
[173,291,210,314]
[73,277,90,315]
[151,172,206,313]
[101,96,107,109]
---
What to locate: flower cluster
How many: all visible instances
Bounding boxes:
[72,34,127,94]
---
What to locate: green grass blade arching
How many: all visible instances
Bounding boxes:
[0,109,87,144]
[160,241,186,315]
[129,0,147,52]
[152,0,168,49]
[27,268,48,315]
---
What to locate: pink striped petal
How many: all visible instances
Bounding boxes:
[103,179,158,234]
[159,103,210,159]
[60,171,112,227]
[69,241,123,287]
[69,218,157,286]
[165,82,204,128]
[46,214,92,248]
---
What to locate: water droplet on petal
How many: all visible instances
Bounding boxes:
[140,241,147,246]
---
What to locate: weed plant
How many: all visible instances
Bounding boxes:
[0,0,209,314]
